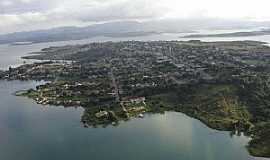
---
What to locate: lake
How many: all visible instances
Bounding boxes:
[1,32,270,70]
[0,80,254,160]
[0,33,269,160]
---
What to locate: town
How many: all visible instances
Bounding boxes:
[1,40,270,157]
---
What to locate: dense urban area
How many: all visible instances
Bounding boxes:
[1,40,270,157]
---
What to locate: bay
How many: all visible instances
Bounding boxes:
[0,33,269,160]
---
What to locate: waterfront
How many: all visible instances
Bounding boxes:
[1,33,270,160]
[0,81,253,160]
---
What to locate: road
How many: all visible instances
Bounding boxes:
[109,63,120,102]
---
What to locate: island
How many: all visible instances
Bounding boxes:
[1,40,270,157]
[182,29,270,38]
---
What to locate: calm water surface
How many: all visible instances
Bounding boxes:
[0,33,269,160]
[0,81,254,160]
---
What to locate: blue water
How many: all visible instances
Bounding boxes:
[0,33,269,160]
[0,80,253,160]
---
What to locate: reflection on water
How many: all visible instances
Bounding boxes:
[0,80,255,160]
[1,33,270,160]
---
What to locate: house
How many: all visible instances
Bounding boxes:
[129,97,145,104]
[95,111,109,118]
[121,97,146,105]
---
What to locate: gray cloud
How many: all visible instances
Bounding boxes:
[0,0,270,33]
[0,0,167,33]
[0,0,60,13]
[76,0,166,22]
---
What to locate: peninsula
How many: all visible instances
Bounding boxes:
[1,40,270,157]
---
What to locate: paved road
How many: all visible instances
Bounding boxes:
[109,64,120,102]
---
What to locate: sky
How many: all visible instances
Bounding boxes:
[0,0,270,33]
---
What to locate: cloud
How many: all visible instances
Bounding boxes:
[0,0,61,13]
[0,0,167,33]
[0,1,14,6]
[20,0,34,3]
[0,0,270,33]
[71,0,167,22]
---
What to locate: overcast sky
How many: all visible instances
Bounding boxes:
[1,0,270,33]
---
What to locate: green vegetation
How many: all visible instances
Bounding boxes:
[19,79,270,157]
[146,82,270,157]
[248,122,270,157]
[148,84,252,131]
[4,40,270,157]
[181,85,251,130]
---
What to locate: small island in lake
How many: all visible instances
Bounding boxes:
[1,40,270,157]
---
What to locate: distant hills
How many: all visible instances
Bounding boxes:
[1,19,270,44]
[182,29,270,38]
[0,21,145,44]
[0,21,193,45]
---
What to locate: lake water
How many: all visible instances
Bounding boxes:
[0,33,269,160]
[0,81,253,160]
